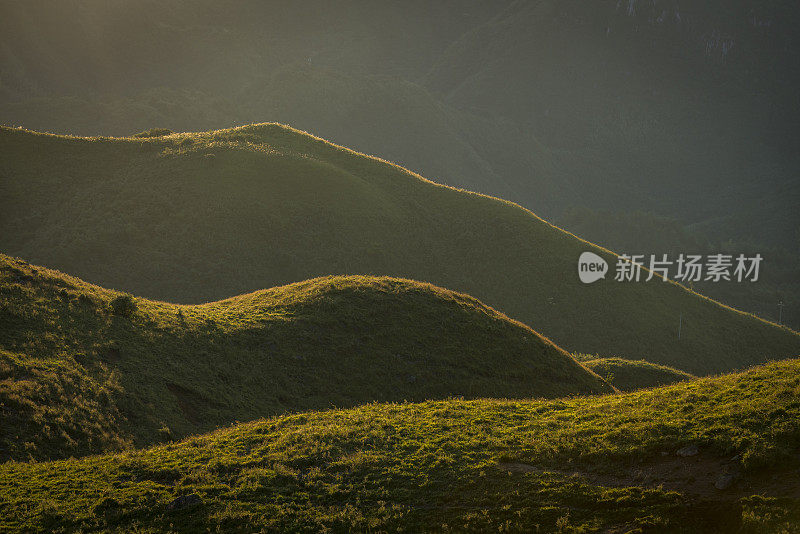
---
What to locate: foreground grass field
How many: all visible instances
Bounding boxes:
[1,359,798,532]
[0,253,610,462]
[1,124,798,376]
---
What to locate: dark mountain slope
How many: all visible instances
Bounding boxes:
[426,0,800,247]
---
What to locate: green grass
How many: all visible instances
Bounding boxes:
[0,252,610,462]
[577,356,696,391]
[1,358,798,532]
[1,124,798,377]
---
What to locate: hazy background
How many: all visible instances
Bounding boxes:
[1,0,798,325]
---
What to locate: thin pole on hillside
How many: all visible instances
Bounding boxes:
[778,301,784,325]
[678,311,682,340]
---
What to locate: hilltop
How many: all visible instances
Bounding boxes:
[1,358,798,532]
[0,253,610,461]
[1,124,798,376]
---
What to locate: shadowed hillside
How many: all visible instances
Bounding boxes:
[2,358,798,532]
[0,253,611,461]
[1,124,798,376]
[579,356,696,391]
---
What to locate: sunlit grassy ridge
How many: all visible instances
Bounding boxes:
[1,359,798,532]
[1,124,798,377]
[0,253,610,462]
[578,356,697,391]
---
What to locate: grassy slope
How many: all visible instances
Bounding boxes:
[0,253,610,462]
[580,357,696,391]
[1,359,798,532]
[1,124,798,376]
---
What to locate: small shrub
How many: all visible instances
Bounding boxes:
[157,425,172,442]
[110,295,137,317]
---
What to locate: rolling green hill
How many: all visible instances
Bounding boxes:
[579,356,696,391]
[3,1,799,324]
[0,252,611,461]
[2,358,798,532]
[1,124,798,376]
